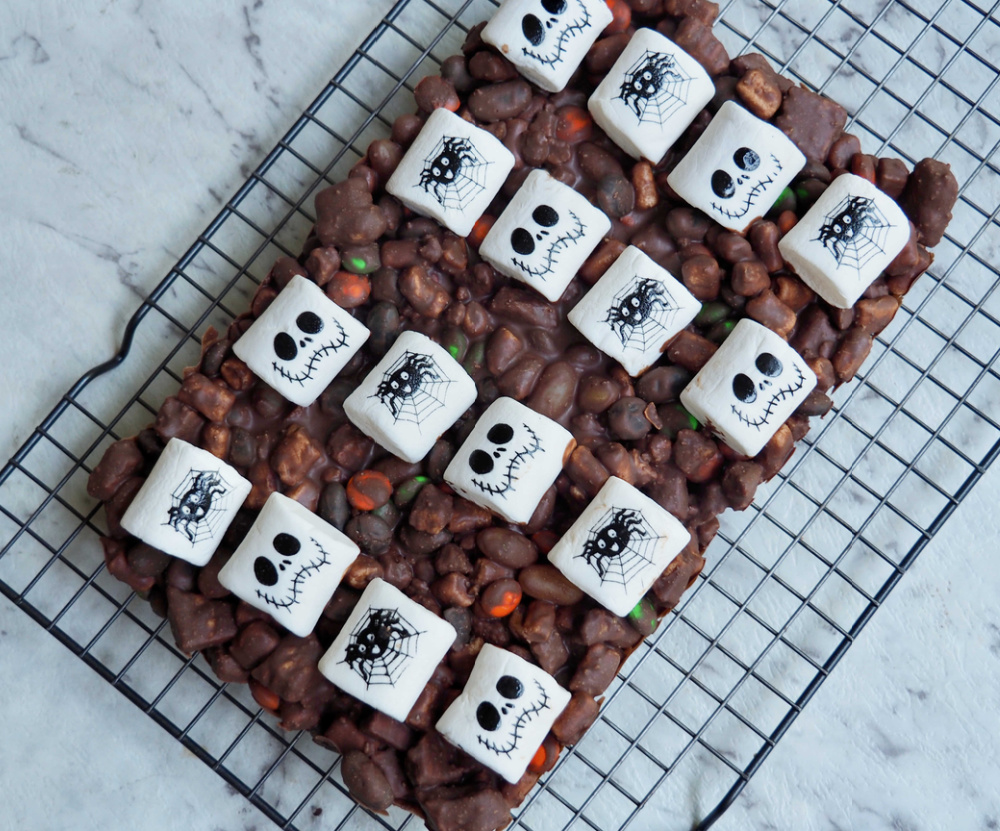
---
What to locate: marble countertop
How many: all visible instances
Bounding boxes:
[1,1,998,829]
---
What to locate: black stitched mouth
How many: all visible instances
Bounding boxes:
[510,211,586,279]
[256,538,332,610]
[471,424,542,498]
[710,154,783,221]
[271,319,348,386]
[730,364,807,430]
[478,680,551,758]
[521,0,591,69]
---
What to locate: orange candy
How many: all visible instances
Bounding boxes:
[249,679,281,713]
[777,209,799,235]
[529,745,547,773]
[531,530,559,554]
[482,578,523,618]
[468,215,495,248]
[555,106,593,144]
[346,469,393,511]
[326,271,372,309]
[604,0,632,34]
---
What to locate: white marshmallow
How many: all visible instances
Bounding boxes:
[548,476,691,616]
[120,438,251,566]
[680,318,817,457]
[667,100,806,233]
[318,578,456,722]
[343,331,477,463]
[232,275,370,408]
[480,169,611,302]
[443,396,574,524]
[481,0,613,93]
[567,244,701,376]
[386,109,515,237]
[778,173,911,308]
[436,643,571,783]
[217,492,359,637]
[588,28,714,163]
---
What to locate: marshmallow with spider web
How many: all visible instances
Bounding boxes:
[318,578,456,721]
[481,0,612,93]
[778,172,911,308]
[680,318,817,457]
[120,438,251,566]
[436,643,571,783]
[343,330,477,463]
[567,245,701,376]
[444,396,575,524]
[588,28,714,163]
[667,100,805,233]
[217,492,359,638]
[479,169,611,302]
[386,108,515,237]
[548,476,691,616]
[232,275,370,408]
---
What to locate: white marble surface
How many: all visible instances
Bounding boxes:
[1,1,999,830]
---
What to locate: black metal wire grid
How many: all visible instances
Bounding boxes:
[1,0,999,828]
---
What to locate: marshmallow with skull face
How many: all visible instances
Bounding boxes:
[548,476,691,616]
[479,169,611,302]
[217,492,359,637]
[567,245,701,376]
[667,100,806,233]
[588,27,714,163]
[232,275,370,408]
[436,643,571,783]
[120,438,252,566]
[778,173,911,308]
[444,396,575,524]
[386,108,515,237]
[481,0,613,93]
[680,318,817,457]
[342,330,477,463]
[318,578,457,721]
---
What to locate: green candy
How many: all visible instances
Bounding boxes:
[628,598,660,637]
[694,301,730,327]
[394,475,430,507]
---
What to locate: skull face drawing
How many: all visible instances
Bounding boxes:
[467,421,542,498]
[271,309,348,387]
[475,673,551,758]
[509,203,586,280]
[730,350,807,430]
[519,0,594,68]
[710,146,783,222]
[253,532,333,610]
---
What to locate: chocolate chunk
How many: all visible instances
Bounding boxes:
[251,634,324,703]
[166,586,238,654]
[420,785,511,831]
[569,644,621,695]
[469,80,532,122]
[775,86,848,164]
[900,158,958,248]
[88,438,145,501]
[552,691,600,745]
[315,178,389,247]
[230,620,282,670]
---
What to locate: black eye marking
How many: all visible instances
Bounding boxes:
[511,227,535,255]
[296,311,324,334]
[734,147,760,171]
[496,675,524,699]
[477,701,502,731]
[254,556,279,586]
[532,205,559,227]
[542,0,567,12]
[733,373,757,403]
[469,449,495,475]
[712,170,735,199]
[522,14,544,46]
[487,423,515,444]
[756,352,783,377]
[274,332,298,361]
[273,533,301,557]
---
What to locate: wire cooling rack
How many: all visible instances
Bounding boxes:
[2,0,1000,828]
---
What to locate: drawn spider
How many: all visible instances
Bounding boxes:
[418,136,488,209]
[342,607,419,688]
[166,471,228,543]
[814,195,893,274]
[604,277,678,351]
[578,508,645,581]
[615,49,692,125]
[370,350,452,426]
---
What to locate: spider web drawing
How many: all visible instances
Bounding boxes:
[163,469,231,545]
[604,277,682,353]
[417,136,491,211]
[813,195,894,275]
[369,350,453,429]
[575,507,661,587]
[340,607,421,688]
[615,50,694,125]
